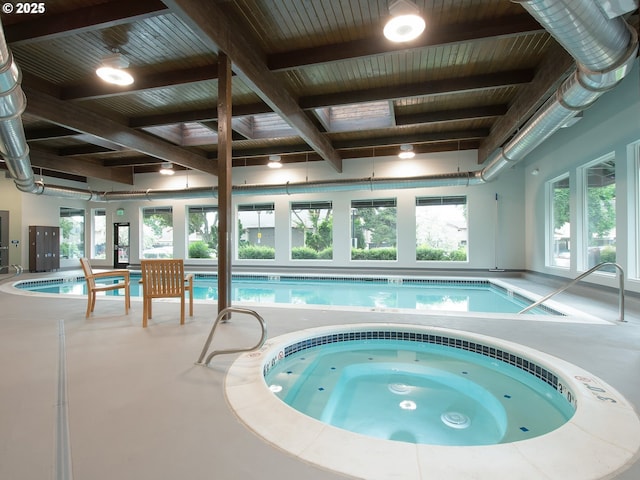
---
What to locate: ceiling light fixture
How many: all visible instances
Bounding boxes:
[268,154,282,169]
[159,162,175,175]
[383,0,426,43]
[96,52,134,86]
[398,144,415,159]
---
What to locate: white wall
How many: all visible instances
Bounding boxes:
[1,148,527,272]
[523,58,640,293]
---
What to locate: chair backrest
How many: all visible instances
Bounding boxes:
[140,259,185,298]
[80,258,96,288]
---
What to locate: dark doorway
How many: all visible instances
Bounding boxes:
[114,222,130,268]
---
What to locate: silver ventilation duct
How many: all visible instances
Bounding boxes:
[482,0,638,182]
[0,1,637,201]
[0,21,33,194]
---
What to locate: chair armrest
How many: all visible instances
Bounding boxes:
[184,273,193,287]
[93,269,130,281]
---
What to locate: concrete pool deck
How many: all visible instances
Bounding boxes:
[0,269,639,479]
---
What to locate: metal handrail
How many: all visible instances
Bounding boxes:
[195,306,267,366]
[0,264,23,277]
[519,262,625,322]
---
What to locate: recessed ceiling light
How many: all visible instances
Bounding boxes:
[384,0,425,43]
[96,53,134,86]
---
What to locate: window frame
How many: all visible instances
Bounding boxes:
[141,206,174,259]
[59,206,85,260]
[415,195,468,262]
[578,153,616,272]
[290,200,334,260]
[546,174,571,269]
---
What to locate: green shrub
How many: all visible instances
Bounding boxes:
[416,246,467,261]
[317,247,333,259]
[600,246,616,263]
[291,246,318,259]
[351,247,397,260]
[189,241,211,258]
[416,246,447,261]
[447,249,468,262]
[238,245,275,259]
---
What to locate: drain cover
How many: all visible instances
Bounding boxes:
[441,411,471,429]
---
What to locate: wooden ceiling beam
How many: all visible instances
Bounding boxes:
[57,145,115,157]
[300,70,534,109]
[102,157,161,167]
[24,86,217,175]
[61,65,220,101]
[29,148,134,185]
[35,13,545,106]
[231,139,483,165]
[396,105,509,126]
[477,43,576,163]
[269,14,544,70]
[128,80,517,131]
[333,129,490,150]
[128,102,271,128]
[25,126,78,141]
[4,0,169,45]
[149,0,343,172]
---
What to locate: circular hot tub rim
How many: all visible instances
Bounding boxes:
[225,323,640,480]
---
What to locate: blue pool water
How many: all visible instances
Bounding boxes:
[15,275,556,314]
[264,339,574,445]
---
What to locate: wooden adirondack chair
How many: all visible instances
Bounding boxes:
[140,259,193,327]
[80,258,131,318]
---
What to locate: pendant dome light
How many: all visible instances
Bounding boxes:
[383,0,426,43]
[398,144,415,159]
[96,52,134,86]
[268,155,283,169]
[159,162,175,175]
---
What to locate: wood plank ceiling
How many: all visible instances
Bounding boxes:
[0,0,594,184]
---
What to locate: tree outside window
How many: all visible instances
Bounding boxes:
[416,196,467,261]
[92,208,106,259]
[237,203,275,259]
[142,207,173,258]
[549,176,571,267]
[290,201,333,259]
[584,159,616,270]
[60,207,85,259]
[351,199,397,260]
[188,206,218,259]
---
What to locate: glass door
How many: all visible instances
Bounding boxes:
[114,222,130,268]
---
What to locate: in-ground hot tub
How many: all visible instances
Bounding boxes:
[226,324,640,479]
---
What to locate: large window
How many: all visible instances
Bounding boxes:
[290,201,333,260]
[59,207,85,259]
[188,206,218,259]
[350,198,397,260]
[237,203,275,259]
[549,175,571,268]
[583,157,616,270]
[92,208,107,259]
[142,207,173,258]
[416,196,467,261]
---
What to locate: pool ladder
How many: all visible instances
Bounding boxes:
[195,306,267,366]
[519,262,625,322]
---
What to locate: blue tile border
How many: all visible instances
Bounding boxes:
[263,329,576,410]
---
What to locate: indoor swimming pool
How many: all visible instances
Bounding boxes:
[14,274,560,315]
